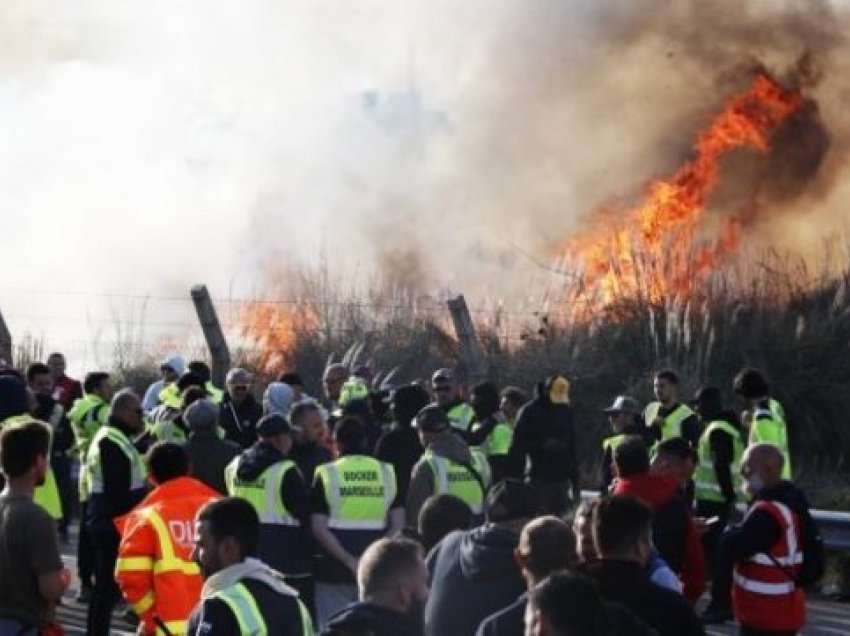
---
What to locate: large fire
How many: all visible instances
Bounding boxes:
[564,72,805,307]
[239,300,319,373]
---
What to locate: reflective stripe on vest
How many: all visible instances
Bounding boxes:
[694,420,743,503]
[86,426,147,494]
[643,402,694,440]
[317,456,395,531]
[733,500,802,597]
[424,450,490,515]
[214,582,267,635]
[225,458,300,527]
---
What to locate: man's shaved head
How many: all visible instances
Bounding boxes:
[741,443,785,496]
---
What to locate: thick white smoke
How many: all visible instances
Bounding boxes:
[2,1,849,370]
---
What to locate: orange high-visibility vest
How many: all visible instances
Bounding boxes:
[732,500,805,632]
[115,476,220,636]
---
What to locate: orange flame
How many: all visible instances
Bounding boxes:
[240,301,319,373]
[565,73,804,306]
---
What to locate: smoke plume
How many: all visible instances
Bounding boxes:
[2,1,850,363]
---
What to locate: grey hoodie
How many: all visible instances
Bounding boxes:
[406,431,475,522]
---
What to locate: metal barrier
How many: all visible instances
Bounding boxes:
[581,491,850,552]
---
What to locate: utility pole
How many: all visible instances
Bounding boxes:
[190,285,231,387]
[0,308,11,365]
[447,294,488,387]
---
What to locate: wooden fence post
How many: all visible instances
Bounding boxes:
[446,294,488,386]
[190,285,231,387]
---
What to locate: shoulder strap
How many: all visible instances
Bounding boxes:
[454,455,488,497]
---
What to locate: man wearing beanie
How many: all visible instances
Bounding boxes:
[184,399,240,495]
[225,414,314,615]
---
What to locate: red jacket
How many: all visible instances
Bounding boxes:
[52,374,83,411]
[613,473,706,604]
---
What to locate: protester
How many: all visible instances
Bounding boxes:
[407,405,491,524]
[264,381,295,417]
[585,495,704,636]
[84,389,149,636]
[0,420,70,634]
[424,480,538,636]
[115,443,220,635]
[644,370,701,447]
[323,537,429,636]
[290,401,334,482]
[374,384,430,500]
[188,497,313,635]
[733,368,792,479]
[612,435,705,602]
[431,368,475,434]
[280,371,310,404]
[499,386,528,426]
[507,374,580,515]
[225,413,314,613]
[311,416,405,629]
[599,395,648,494]
[27,362,76,539]
[180,398,238,494]
[187,360,224,403]
[323,363,350,425]
[47,352,83,411]
[220,368,263,448]
[720,443,818,634]
[417,494,474,553]
[142,355,186,413]
[468,381,514,483]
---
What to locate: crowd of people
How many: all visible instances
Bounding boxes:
[0,352,823,635]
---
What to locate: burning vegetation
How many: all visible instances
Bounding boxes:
[562,64,829,311]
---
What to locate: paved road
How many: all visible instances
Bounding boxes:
[57,523,850,635]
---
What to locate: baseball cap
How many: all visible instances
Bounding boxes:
[485,479,541,523]
[413,404,450,432]
[602,395,640,415]
[256,414,292,438]
[431,368,454,384]
[225,368,252,386]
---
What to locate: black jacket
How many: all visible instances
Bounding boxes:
[507,386,578,484]
[86,417,148,532]
[721,480,813,565]
[425,525,525,636]
[219,393,264,448]
[374,425,423,501]
[291,439,334,485]
[187,578,309,636]
[476,592,658,636]
[185,428,241,495]
[581,559,704,636]
[234,441,312,575]
[323,602,422,636]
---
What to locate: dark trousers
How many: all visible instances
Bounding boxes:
[740,628,796,635]
[696,499,732,605]
[77,502,94,587]
[527,479,572,517]
[285,574,316,621]
[51,455,73,533]
[86,527,120,636]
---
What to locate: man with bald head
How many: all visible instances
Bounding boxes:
[720,443,818,634]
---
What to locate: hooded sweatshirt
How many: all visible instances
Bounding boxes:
[406,431,476,523]
[263,382,294,416]
[231,442,312,576]
[187,558,311,636]
[425,525,525,636]
[142,355,186,412]
[613,473,705,604]
[323,601,422,636]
